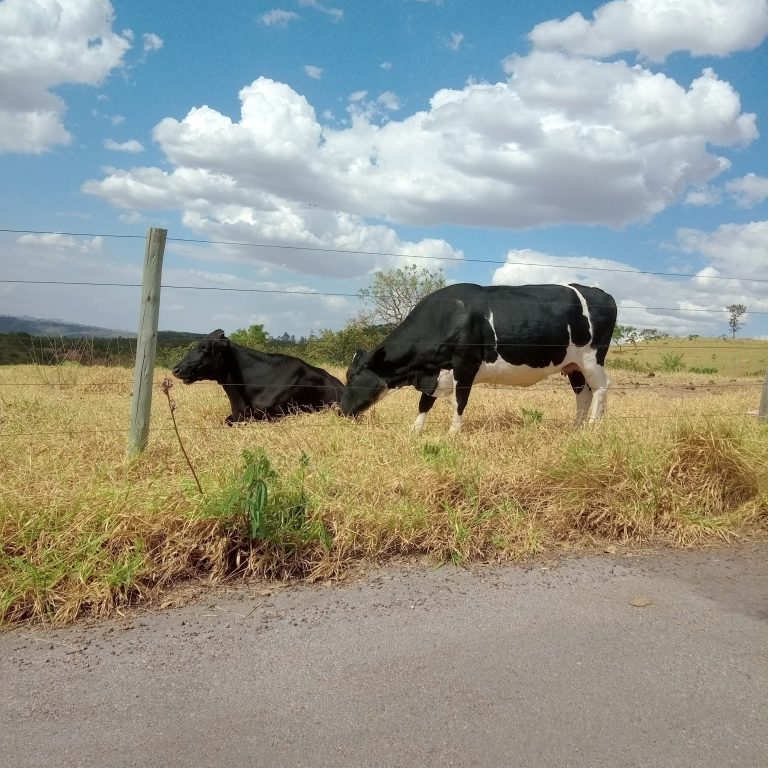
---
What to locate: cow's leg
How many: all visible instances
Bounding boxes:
[448,357,481,435]
[581,362,610,423]
[567,370,593,426]
[412,393,437,434]
[449,381,474,435]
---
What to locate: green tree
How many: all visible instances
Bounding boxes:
[304,321,389,367]
[611,324,636,351]
[357,264,446,326]
[726,304,747,338]
[230,324,270,351]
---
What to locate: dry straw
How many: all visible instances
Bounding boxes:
[1,359,767,626]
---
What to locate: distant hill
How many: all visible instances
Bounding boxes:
[156,330,207,345]
[0,315,204,345]
[0,316,205,365]
[0,315,136,339]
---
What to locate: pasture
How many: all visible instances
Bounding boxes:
[1,337,767,626]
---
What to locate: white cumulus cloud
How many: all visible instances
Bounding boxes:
[261,9,299,27]
[0,0,132,154]
[104,138,145,153]
[492,246,767,336]
[447,32,464,51]
[677,220,768,281]
[84,61,756,238]
[725,173,768,208]
[684,185,723,207]
[142,32,163,52]
[529,0,768,62]
[298,0,343,22]
[82,5,761,285]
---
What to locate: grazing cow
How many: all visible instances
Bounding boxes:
[172,330,344,424]
[341,283,617,433]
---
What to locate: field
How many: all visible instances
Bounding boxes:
[1,337,767,626]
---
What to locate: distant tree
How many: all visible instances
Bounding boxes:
[611,324,636,351]
[358,264,445,326]
[230,324,270,350]
[270,331,297,349]
[726,304,747,338]
[640,328,660,342]
[304,320,389,367]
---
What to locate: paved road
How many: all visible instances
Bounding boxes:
[2,545,766,768]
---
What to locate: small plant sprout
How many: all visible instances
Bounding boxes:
[160,376,203,495]
[521,407,544,425]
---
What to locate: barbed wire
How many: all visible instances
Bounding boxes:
[0,380,763,390]
[3,277,768,316]
[3,339,766,353]
[2,228,764,409]
[2,226,767,284]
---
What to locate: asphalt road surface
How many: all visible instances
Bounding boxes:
[2,545,766,768]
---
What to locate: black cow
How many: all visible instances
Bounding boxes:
[172,330,344,424]
[341,283,617,433]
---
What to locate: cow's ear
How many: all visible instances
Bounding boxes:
[208,329,229,349]
[370,346,386,366]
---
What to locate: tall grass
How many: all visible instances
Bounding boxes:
[1,362,767,626]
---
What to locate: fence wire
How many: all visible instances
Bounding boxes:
[3,227,767,284]
[2,227,766,439]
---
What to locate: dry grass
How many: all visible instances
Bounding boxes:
[1,359,767,627]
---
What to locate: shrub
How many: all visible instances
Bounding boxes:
[304,323,390,367]
[607,356,654,374]
[203,449,332,576]
[660,353,685,373]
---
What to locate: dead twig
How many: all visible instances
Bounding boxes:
[160,376,204,495]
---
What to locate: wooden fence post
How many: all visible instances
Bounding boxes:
[128,227,167,457]
[759,368,768,422]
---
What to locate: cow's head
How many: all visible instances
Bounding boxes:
[172,329,230,384]
[340,348,390,417]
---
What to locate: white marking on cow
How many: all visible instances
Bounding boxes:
[433,369,456,398]
[567,284,594,339]
[412,411,428,434]
[474,340,585,388]
[411,370,455,433]
[475,357,562,387]
[579,347,610,423]
[487,311,498,347]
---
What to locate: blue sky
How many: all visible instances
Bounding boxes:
[1,0,768,338]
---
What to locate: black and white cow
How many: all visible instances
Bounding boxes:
[172,330,344,424]
[341,283,617,433]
